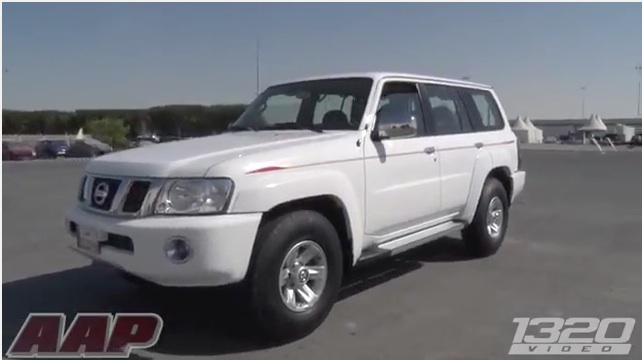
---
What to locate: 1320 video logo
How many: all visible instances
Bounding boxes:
[509,317,636,355]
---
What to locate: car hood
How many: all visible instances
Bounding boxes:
[85,131,344,177]
[9,146,34,154]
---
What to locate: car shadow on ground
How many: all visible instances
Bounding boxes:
[2,236,478,357]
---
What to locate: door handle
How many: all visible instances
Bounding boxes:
[424,146,436,154]
[474,142,484,149]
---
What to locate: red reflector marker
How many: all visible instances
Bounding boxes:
[246,166,287,174]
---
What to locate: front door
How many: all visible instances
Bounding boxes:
[363,80,442,242]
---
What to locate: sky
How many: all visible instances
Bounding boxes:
[2,2,642,119]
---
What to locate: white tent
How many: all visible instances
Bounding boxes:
[511,116,531,143]
[579,114,607,132]
[578,114,608,144]
[512,115,543,143]
[523,116,544,143]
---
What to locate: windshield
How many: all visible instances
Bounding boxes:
[231,77,373,132]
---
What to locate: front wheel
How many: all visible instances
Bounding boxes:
[247,210,343,341]
[462,177,509,257]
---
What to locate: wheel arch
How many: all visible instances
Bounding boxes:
[251,195,356,278]
[487,166,513,205]
[458,159,514,224]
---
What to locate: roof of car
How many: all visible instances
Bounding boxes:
[277,72,492,90]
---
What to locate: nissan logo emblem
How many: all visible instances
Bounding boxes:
[93,182,110,205]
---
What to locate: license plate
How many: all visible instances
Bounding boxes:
[76,225,104,254]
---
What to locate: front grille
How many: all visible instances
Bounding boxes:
[122,181,151,213]
[82,175,158,217]
[78,176,87,201]
[90,177,122,211]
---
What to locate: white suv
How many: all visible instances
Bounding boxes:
[66,72,526,340]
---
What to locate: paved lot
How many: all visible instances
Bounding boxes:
[3,150,642,360]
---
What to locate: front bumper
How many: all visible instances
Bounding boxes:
[65,205,262,287]
[511,170,526,203]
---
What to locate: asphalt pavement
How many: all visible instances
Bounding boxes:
[3,149,642,360]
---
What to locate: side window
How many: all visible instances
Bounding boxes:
[460,89,504,131]
[420,84,468,135]
[260,94,303,125]
[375,81,425,139]
[313,94,354,127]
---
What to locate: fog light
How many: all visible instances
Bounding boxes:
[164,238,192,264]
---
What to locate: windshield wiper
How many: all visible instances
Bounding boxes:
[261,122,323,133]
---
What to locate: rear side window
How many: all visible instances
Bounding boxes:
[420,84,472,135]
[460,89,505,132]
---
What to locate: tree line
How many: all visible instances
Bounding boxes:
[2,104,249,139]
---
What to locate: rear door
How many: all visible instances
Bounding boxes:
[363,80,442,240]
[419,83,480,214]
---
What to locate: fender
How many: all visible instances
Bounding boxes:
[227,167,366,265]
[457,147,494,224]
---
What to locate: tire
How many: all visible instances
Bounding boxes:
[462,177,509,257]
[247,210,343,341]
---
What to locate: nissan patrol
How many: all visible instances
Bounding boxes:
[66,72,526,340]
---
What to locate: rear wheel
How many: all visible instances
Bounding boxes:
[247,210,343,341]
[462,177,509,257]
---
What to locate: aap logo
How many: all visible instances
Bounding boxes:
[5,313,163,358]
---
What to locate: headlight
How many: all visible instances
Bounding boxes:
[154,178,233,215]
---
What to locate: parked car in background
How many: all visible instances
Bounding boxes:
[66,139,113,158]
[129,135,161,148]
[35,139,70,158]
[628,134,642,147]
[2,140,36,161]
[598,134,624,146]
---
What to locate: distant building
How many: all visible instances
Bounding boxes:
[510,117,642,139]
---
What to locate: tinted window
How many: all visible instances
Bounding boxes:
[375,81,425,139]
[233,77,373,131]
[312,94,361,129]
[421,84,468,135]
[460,89,504,131]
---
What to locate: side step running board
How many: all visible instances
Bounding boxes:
[357,221,464,264]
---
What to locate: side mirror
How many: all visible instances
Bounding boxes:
[370,120,390,141]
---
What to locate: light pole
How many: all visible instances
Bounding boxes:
[580,86,587,119]
[635,65,642,116]
[255,4,261,96]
